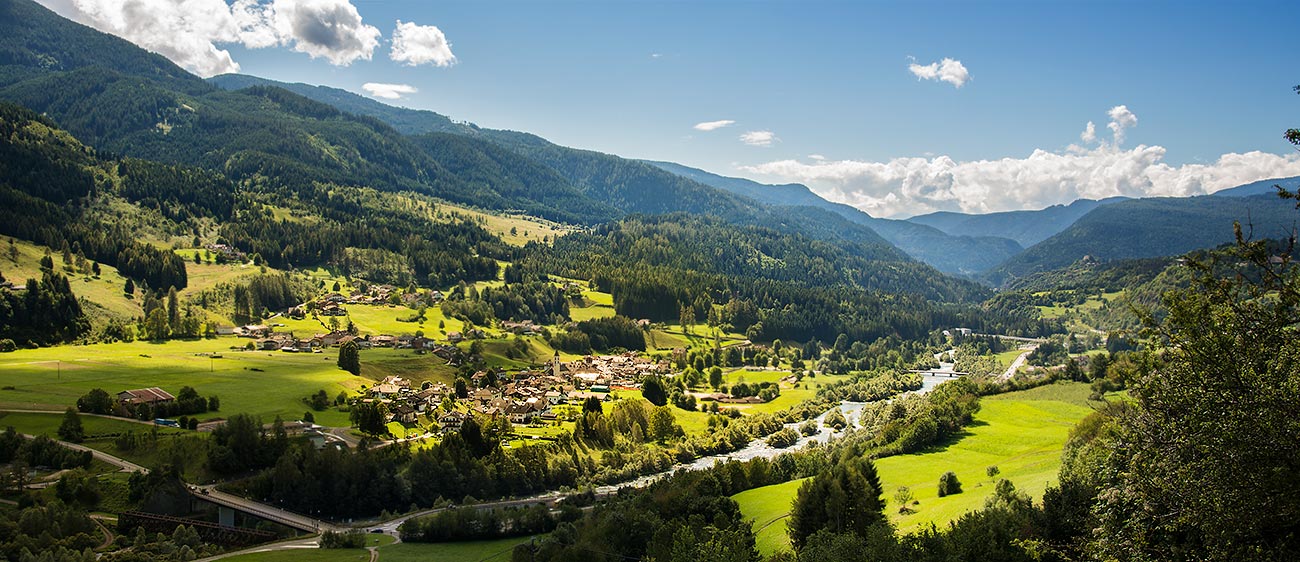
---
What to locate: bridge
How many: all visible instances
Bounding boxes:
[188,486,340,533]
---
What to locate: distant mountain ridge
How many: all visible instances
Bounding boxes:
[906,197,1129,248]
[643,161,1024,276]
[983,192,1300,286]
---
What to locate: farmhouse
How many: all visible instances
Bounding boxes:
[118,387,175,406]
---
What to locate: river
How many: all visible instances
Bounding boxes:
[596,372,957,493]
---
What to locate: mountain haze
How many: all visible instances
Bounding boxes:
[907,197,1129,248]
[644,161,1024,275]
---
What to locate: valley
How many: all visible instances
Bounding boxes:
[0,1,1296,561]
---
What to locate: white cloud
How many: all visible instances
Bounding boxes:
[362,82,417,100]
[1080,121,1097,144]
[740,143,1300,219]
[693,119,735,132]
[808,154,826,161]
[390,20,456,67]
[908,57,970,88]
[1107,105,1138,145]
[740,130,778,147]
[272,0,380,66]
[37,0,382,77]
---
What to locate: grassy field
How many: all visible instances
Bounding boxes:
[734,381,1097,555]
[221,534,535,562]
[723,372,850,417]
[439,200,576,247]
[0,339,379,426]
[0,411,181,438]
[993,349,1027,370]
[2,237,143,322]
[734,479,805,556]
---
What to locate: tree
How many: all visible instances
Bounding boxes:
[708,366,724,389]
[641,375,668,406]
[76,388,114,414]
[144,307,170,341]
[337,341,361,375]
[207,396,220,411]
[788,458,890,549]
[350,402,387,435]
[938,471,962,497]
[124,277,135,295]
[649,406,680,442]
[57,408,84,443]
[166,287,180,333]
[1090,223,1300,560]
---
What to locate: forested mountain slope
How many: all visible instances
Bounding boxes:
[985,193,1300,286]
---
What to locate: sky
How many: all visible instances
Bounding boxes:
[35,0,1300,218]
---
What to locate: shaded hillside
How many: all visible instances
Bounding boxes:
[985,193,1300,286]
[1209,175,1300,198]
[907,197,1127,247]
[645,161,1023,275]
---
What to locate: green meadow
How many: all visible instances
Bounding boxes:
[733,381,1097,555]
[220,534,534,562]
[0,339,385,427]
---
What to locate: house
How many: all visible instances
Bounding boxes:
[372,383,402,398]
[507,403,536,424]
[118,387,175,406]
[256,338,280,351]
[390,404,417,424]
[446,331,464,343]
[214,326,237,336]
[439,411,467,432]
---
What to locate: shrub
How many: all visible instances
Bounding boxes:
[938,471,962,497]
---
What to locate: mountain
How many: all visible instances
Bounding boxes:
[207,75,934,267]
[209,73,475,137]
[984,192,1300,286]
[1209,175,1300,198]
[906,197,1128,248]
[644,161,1023,276]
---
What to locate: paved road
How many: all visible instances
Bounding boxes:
[1000,345,1037,380]
[20,433,149,473]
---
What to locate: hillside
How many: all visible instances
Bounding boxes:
[645,161,1024,275]
[1209,175,1300,198]
[984,193,1300,286]
[907,197,1128,248]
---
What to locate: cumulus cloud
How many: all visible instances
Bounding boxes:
[38,0,382,77]
[362,82,417,100]
[390,20,456,67]
[1080,121,1097,144]
[740,135,1300,219]
[693,119,735,132]
[908,57,970,88]
[740,130,778,147]
[1107,105,1138,145]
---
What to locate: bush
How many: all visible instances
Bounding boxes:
[938,471,962,497]
[0,339,15,352]
[320,530,366,549]
[765,427,799,449]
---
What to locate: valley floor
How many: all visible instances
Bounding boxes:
[733,381,1097,556]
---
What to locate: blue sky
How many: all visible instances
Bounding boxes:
[40,0,1300,217]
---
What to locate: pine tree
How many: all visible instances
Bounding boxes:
[337,341,361,375]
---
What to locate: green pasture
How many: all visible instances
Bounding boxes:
[733,381,1097,555]
[0,339,379,427]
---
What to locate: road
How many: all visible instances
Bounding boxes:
[20,433,149,473]
[1000,345,1037,380]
